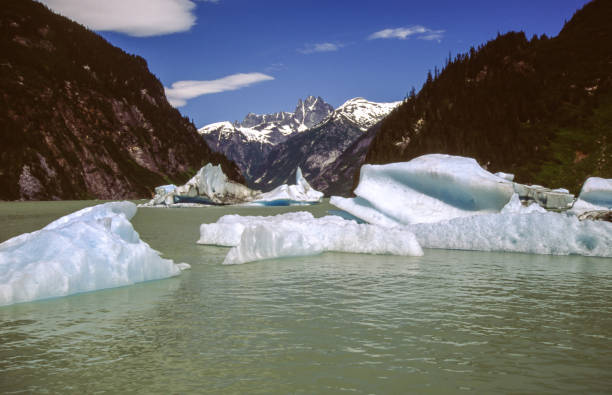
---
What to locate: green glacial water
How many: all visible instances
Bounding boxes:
[0,200,611,393]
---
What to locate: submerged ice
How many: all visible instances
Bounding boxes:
[0,202,189,306]
[198,212,423,264]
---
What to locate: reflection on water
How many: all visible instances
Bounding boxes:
[1,201,611,393]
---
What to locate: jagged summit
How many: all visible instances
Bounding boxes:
[200,95,334,145]
[199,95,400,189]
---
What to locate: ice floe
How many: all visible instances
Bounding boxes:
[198,212,423,264]
[0,202,189,306]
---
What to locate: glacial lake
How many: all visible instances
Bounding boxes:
[1,200,611,393]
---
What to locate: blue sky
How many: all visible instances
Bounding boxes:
[42,0,590,127]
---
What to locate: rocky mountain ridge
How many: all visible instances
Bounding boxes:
[199,96,400,193]
[199,96,333,179]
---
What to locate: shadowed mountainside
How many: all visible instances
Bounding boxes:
[0,0,243,200]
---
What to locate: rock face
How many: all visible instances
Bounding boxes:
[199,96,333,180]
[0,0,242,200]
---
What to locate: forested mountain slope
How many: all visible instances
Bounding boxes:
[365,0,612,193]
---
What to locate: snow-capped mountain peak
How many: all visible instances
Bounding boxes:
[198,95,400,185]
[198,96,334,146]
[334,97,401,131]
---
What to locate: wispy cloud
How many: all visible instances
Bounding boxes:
[298,42,343,54]
[40,0,210,37]
[265,63,286,73]
[368,26,445,42]
[165,72,275,107]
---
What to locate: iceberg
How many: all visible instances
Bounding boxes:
[198,211,316,246]
[198,212,423,264]
[249,167,324,206]
[578,177,612,207]
[144,165,323,207]
[332,154,515,226]
[144,163,260,207]
[409,209,612,257]
[500,193,547,214]
[331,154,581,226]
[0,202,189,306]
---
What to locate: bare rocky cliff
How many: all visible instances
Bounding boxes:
[0,0,242,200]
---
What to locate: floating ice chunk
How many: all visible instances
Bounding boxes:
[410,210,612,257]
[197,212,423,264]
[249,167,323,206]
[144,163,260,207]
[197,212,315,246]
[223,215,423,264]
[0,202,188,306]
[333,154,514,225]
[495,172,515,181]
[500,193,547,214]
[330,196,401,228]
[578,177,612,207]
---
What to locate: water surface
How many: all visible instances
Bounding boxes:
[1,201,611,393]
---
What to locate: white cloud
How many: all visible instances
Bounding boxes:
[418,30,445,41]
[40,0,201,37]
[165,72,275,107]
[298,42,342,54]
[368,26,445,42]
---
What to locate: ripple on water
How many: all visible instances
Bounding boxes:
[0,202,611,393]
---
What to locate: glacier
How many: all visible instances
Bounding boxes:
[0,202,189,306]
[197,212,423,265]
